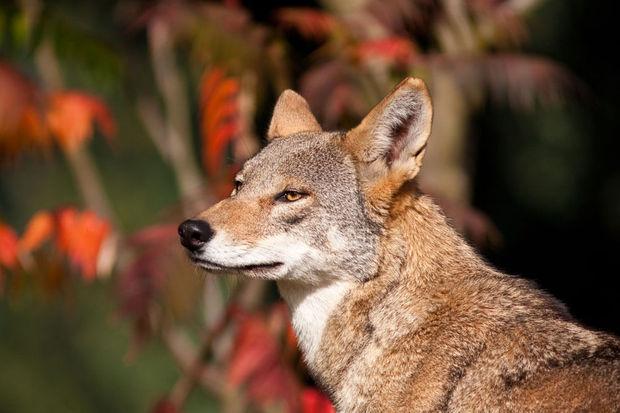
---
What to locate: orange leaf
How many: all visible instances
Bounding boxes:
[46,92,116,152]
[199,69,240,175]
[204,78,239,114]
[20,106,49,147]
[0,222,19,269]
[206,121,238,175]
[56,208,110,280]
[56,208,78,252]
[19,211,54,252]
[199,68,225,109]
[205,99,237,141]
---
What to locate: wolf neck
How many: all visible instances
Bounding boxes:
[277,279,354,366]
[382,191,484,288]
[278,192,482,369]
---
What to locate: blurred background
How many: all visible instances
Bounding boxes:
[1,0,619,412]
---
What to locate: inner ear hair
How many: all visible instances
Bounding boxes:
[385,108,424,166]
[376,85,431,166]
[343,77,432,187]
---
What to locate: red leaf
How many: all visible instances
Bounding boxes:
[118,246,168,319]
[276,8,336,40]
[56,208,110,280]
[207,121,238,174]
[199,69,240,176]
[0,222,19,269]
[117,223,177,348]
[301,387,335,413]
[355,37,416,66]
[1,63,119,158]
[228,314,279,385]
[19,211,54,252]
[228,311,301,412]
[151,398,178,413]
[0,61,48,158]
[46,92,116,152]
[199,68,225,109]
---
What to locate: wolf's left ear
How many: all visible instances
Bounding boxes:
[267,90,322,141]
[344,77,432,181]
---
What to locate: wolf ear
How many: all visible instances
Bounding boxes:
[267,90,322,141]
[344,77,432,181]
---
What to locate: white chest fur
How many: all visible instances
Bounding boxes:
[278,280,354,366]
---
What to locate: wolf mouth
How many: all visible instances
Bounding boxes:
[190,257,283,272]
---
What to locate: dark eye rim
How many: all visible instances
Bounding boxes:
[275,189,308,203]
[233,179,243,192]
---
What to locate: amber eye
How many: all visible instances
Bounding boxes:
[279,191,305,202]
[286,192,302,202]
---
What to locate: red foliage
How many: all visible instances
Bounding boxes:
[276,8,335,40]
[301,387,335,413]
[0,222,19,270]
[19,211,55,252]
[46,92,117,152]
[56,208,111,280]
[1,208,111,285]
[0,62,116,157]
[355,37,416,66]
[0,61,48,158]
[118,224,177,319]
[228,309,301,412]
[0,222,19,292]
[117,224,178,350]
[227,305,335,412]
[151,398,179,413]
[200,68,240,176]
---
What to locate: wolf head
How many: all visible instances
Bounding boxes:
[179,77,433,285]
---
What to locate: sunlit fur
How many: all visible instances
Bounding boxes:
[196,131,381,284]
[188,78,620,412]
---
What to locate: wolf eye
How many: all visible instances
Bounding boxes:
[278,191,305,203]
[232,179,243,195]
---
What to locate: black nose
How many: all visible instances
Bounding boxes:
[178,219,214,252]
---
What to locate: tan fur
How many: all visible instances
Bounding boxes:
[314,190,620,411]
[198,195,272,242]
[183,78,620,412]
[267,89,322,140]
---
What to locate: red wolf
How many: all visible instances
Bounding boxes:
[180,78,620,412]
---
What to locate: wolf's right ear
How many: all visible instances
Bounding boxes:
[343,77,432,182]
[267,90,322,141]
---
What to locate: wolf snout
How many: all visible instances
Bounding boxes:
[178,219,214,252]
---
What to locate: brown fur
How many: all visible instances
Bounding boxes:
[183,78,620,412]
[315,187,620,411]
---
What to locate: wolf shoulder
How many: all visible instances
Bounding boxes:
[318,270,620,412]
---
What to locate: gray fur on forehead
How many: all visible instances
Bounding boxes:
[241,132,352,185]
